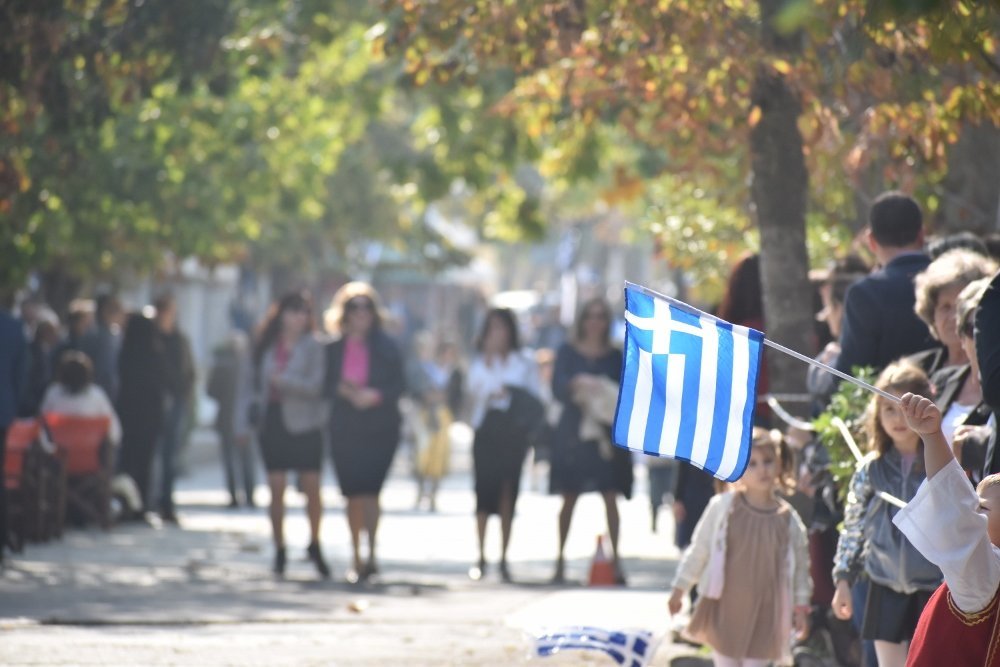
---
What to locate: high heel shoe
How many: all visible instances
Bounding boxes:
[307,542,331,579]
[273,547,287,576]
[499,560,512,583]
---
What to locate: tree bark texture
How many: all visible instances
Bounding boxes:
[749,66,814,402]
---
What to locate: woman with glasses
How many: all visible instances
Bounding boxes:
[324,282,405,582]
[549,298,632,584]
[243,291,330,578]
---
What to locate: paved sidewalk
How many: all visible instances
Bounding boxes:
[0,431,708,666]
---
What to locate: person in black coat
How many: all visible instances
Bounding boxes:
[116,312,169,518]
[974,269,1000,478]
[836,192,936,376]
[0,297,28,565]
[549,298,633,584]
[324,282,405,582]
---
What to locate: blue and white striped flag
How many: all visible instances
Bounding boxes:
[613,283,764,482]
[533,627,655,667]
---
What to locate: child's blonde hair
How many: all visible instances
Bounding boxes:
[977,474,1000,497]
[865,361,933,456]
[746,427,796,493]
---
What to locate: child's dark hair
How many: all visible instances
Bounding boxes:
[866,362,932,456]
[748,427,796,493]
[56,351,94,395]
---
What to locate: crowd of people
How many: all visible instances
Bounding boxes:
[667,191,1000,667]
[2,189,1000,666]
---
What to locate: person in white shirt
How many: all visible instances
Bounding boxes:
[466,307,542,583]
[893,392,1000,665]
[41,351,122,447]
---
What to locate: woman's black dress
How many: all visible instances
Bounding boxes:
[548,344,633,498]
[325,331,405,497]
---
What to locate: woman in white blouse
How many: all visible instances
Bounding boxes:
[41,351,122,447]
[466,307,541,583]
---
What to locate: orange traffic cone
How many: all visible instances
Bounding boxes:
[587,534,617,587]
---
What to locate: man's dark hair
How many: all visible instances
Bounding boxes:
[869,191,923,248]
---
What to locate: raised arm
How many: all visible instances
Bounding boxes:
[895,391,1000,614]
[899,393,951,479]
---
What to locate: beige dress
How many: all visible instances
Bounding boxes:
[687,492,791,660]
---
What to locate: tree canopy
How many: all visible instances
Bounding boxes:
[2,0,997,316]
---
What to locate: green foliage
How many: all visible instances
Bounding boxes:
[812,366,878,498]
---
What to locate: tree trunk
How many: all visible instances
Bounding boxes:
[749,64,813,406]
[938,122,1000,234]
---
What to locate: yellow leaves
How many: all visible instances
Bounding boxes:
[984,36,996,57]
[601,166,645,205]
[771,59,791,75]
[748,105,762,128]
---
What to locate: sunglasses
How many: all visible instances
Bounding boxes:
[345,299,374,312]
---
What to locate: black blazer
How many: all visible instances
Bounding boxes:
[325,330,405,429]
[975,270,1000,476]
[836,253,936,375]
[932,364,992,427]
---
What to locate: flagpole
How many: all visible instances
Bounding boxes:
[761,338,901,404]
[625,281,901,404]
[831,417,908,509]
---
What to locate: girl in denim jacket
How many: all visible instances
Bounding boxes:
[831,362,943,667]
[669,429,811,667]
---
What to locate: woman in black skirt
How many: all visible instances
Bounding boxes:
[324,282,405,582]
[466,308,542,582]
[243,291,329,578]
[549,298,632,584]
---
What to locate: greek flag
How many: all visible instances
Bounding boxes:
[534,627,655,667]
[613,283,764,482]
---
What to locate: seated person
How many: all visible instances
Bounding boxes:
[41,351,122,447]
[893,393,1000,666]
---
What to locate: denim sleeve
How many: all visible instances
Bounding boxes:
[832,459,874,584]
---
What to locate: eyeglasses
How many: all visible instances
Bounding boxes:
[345,299,374,312]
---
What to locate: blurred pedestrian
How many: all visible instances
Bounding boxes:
[116,312,168,520]
[717,253,770,426]
[152,294,195,524]
[466,307,543,582]
[549,298,632,584]
[21,316,60,416]
[0,292,28,566]
[324,282,405,582]
[408,333,462,512]
[245,291,329,578]
[51,298,96,368]
[808,255,869,413]
[41,351,121,448]
[207,332,257,508]
[91,293,124,402]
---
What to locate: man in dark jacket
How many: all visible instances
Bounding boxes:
[836,192,936,375]
[975,269,1000,476]
[154,294,195,523]
[0,295,27,565]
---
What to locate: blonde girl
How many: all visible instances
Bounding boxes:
[668,429,811,667]
[830,362,942,667]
